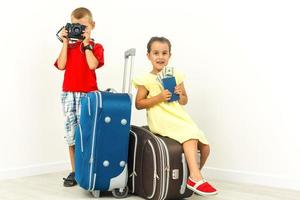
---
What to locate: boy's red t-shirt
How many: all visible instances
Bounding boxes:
[54,41,104,92]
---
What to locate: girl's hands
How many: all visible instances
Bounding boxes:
[159,89,172,102]
[175,83,188,105]
[159,84,184,102]
[174,85,183,96]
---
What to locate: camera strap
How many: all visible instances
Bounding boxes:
[56,26,64,43]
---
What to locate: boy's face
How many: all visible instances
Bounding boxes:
[147,41,171,73]
[71,15,94,32]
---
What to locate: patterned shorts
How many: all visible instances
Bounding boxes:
[61,92,86,146]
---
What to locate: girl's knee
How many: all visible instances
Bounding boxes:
[199,143,210,156]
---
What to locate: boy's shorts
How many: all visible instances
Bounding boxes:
[61,92,86,146]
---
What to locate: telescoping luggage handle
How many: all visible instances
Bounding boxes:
[122,48,136,95]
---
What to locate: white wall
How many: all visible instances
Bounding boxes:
[0,0,299,190]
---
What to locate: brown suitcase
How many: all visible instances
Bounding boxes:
[128,125,193,200]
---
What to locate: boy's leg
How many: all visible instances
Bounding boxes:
[63,92,84,187]
[69,92,84,172]
[63,126,77,186]
[69,145,75,172]
[61,92,78,187]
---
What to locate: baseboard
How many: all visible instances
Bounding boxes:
[1,163,299,191]
[203,166,300,191]
[0,161,69,181]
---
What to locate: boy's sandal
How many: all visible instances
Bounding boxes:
[63,172,77,187]
[187,177,218,196]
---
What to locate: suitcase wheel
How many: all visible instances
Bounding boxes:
[112,186,129,198]
[91,190,101,198]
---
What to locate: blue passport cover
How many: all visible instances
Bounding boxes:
[162,76,180,102]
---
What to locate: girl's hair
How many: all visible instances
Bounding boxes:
[71,7,93,23]
[147,36,172,53]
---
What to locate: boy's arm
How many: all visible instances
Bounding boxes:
[56,42,68,70]
[82,29,101,70]
[174,83,188,105]
[84,49,99,70]
[135,85,171,110]
[56,28,69,70]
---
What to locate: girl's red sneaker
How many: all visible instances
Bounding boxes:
[187,177,218,196]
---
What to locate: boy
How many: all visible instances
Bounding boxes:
[54,7,104,187]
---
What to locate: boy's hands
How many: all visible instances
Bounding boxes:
[60,26,91,45]
[159,89,172,102]
[82,28,91,45]
[60,28,69,44]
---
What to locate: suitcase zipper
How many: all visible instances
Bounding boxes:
[152,136,166,200]
[91,173,97,191]
[157,138,170,200]
[147,140,158,199]
[129,130,138,193]
[140,127,166,200]
[87,96,91,116]
[78,123,84,152]
[88,92,99,191]
[97,91,103,109]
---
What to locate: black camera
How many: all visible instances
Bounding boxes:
[65,23,86,40]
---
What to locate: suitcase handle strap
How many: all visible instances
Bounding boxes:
[122,48,136,95]
[180,153,188,194]
[124,48,136,58]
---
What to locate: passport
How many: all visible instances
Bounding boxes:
[161,76,179,102]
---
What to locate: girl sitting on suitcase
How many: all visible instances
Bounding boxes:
[132,36,217,196]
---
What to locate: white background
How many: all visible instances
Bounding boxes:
[0,0,299,190]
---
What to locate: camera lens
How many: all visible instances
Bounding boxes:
[72,26,81,35]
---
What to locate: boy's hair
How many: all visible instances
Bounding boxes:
[147,36,172,54]
[71,7,93,23]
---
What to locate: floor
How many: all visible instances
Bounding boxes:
[0,171,299,200]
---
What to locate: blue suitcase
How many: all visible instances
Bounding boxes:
[75,49,136,198]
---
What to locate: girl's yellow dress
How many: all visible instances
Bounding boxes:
[132,70,208,144]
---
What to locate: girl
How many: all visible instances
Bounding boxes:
[132,36,217,196]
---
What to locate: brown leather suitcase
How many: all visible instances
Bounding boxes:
[128,125,193,200]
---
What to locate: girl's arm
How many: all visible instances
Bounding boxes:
[135,85,171,110]
[174,82,188,105]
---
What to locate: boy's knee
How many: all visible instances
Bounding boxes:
[67,136,75,146]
